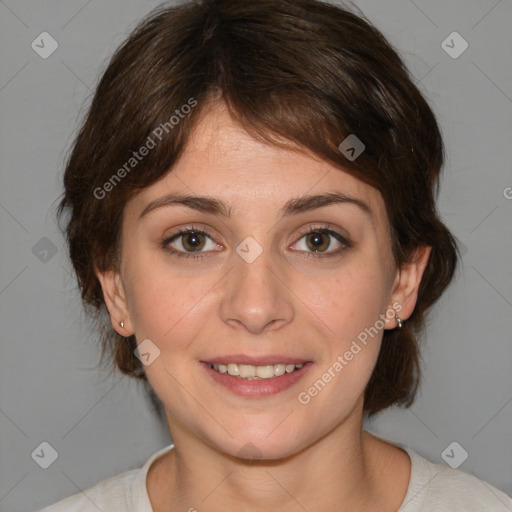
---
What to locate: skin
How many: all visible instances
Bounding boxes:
[96,102,431,512]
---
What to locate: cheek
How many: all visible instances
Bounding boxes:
[130,275,210,346]
[292,259,388,397]
[123,249,214,346]
[298,258,389,341]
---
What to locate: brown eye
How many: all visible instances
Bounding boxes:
[292,226,352,257]
[163,227,220,259]
[305,232,330,252]
[181,232,206,252]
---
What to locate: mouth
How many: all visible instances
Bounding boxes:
[205,362,305,380]
[200,357,313,397]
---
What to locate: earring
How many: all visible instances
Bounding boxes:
[120,321,124,329]
[395,315,403,329]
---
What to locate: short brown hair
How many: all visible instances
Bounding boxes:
[57,0,459,418]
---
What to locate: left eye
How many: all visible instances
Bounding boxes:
[292,229,349,254]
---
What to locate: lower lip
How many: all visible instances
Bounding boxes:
[201,362,313,397]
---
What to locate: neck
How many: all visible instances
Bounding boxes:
[148,408,395,512]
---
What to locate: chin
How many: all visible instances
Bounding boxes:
[206,427,309,462]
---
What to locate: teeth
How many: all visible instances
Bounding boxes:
[274,364,286,376]
[227,363,239,376]
[209,362,305,379]
[239,364,256,378]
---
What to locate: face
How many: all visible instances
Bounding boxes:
[98,103,425,460]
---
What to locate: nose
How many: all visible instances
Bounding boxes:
[219,244,294,335]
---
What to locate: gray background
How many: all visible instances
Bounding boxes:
[0,0,511,510]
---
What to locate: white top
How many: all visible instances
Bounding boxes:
[37,439,512,511]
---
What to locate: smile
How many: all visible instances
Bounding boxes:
[201,359,313,397]
[206,362,304,380]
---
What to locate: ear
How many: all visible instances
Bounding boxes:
[385,245,432,329]
[95,267,134,337]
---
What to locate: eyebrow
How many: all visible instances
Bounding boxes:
[138,192,373,221]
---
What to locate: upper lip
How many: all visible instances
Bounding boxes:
[202,355,311,366]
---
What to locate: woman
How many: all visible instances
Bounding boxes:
[40,0,512,510]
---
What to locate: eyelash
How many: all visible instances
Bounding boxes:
[161,224,352,261]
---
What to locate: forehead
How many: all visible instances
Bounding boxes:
[126,103,388,229]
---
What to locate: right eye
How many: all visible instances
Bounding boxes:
[162,226,222,260]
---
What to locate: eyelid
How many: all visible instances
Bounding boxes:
[163,224,221,244]
[291,224,352,255]
[165,227,210,243]
[294,223,351,245]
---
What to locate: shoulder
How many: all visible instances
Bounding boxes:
[36,469,138,511]
[401,445,512,511]
[36,443,175,511]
